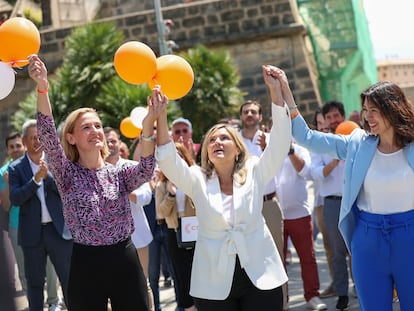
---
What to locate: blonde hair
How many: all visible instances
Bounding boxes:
[200,124,248,185]
[61,108,109,162]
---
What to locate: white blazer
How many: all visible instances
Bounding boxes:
[155,105,291,299]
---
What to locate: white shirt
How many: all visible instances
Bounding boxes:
[358,149,414,214]
[28,153,52,224]
[309,152,325,207]
[116,158,153,248]
[221,193,234,226]
[240,130,277,195]
[275,144,311,219]
[311,154,344,197]
[176,188,186,214]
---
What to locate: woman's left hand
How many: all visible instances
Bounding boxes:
[142,85,168,128]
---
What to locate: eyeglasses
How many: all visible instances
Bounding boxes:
[174,129,188,135]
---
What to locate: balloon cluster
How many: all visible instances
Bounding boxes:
[0,17,40,99]
[114,41,194,138]
[114,41,194,100]
[0,17,41,100]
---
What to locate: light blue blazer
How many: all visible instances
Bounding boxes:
[156,105,291,299]
[292,115,414,252]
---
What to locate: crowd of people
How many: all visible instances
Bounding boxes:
[1,54,413,311]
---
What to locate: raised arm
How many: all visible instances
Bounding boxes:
[28,55,51,116]
[152,86,170,147]
[140,85,168,158]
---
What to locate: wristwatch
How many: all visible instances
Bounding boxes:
[288,147,295,155]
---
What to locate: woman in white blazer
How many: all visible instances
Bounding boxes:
[153,65,291,310]
[274,66,414,311]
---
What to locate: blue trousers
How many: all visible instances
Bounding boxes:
[352,209,414,311]
[148,222,179,311]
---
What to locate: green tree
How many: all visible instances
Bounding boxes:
[177,45,244,142]
[12,22,150,132]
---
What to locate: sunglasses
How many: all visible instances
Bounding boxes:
[174,129,189,135]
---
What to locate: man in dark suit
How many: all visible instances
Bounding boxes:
[8,119,72,311]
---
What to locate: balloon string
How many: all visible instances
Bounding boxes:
[6,60,27,67]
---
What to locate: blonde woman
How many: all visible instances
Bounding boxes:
[28,55,166,311]
[154,65,291,310]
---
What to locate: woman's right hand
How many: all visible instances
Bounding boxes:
[28,55,48,91]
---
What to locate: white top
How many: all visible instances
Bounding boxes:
[275,144,311,220]
[29,153,52,224]
[358,149,414,214]
[309,152,324,207]
[241,130,277,195]
[116,158,153,248]
[221,193,234,226]
[311,154,345,197]
[176,188,186,214]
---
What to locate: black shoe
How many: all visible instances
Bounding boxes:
[336,296,349,311]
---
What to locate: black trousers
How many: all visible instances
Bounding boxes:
[167,228,195,308]
[67,238,149,311]
[194,257,283,311]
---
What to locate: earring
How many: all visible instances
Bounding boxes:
[235,155,239,162]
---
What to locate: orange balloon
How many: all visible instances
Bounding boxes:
[148,55,194,100]
[114,41,157,85]
[335,121,360,135]
[120,117,142,138]
[0,17,41,67]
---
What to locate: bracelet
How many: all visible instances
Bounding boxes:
[288,105,298,111]
[36,83,49,94]
[290,110,299,119]
[288,147,295,155]
[140,134,155,142]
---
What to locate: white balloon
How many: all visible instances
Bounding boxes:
[130,106,147,128]
[0,62,15,100]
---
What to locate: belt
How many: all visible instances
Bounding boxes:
[263,191,276,202]
[156,219,166,225]
[326,195,342,201]
[42,222,52,226]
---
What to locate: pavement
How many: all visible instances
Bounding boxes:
[13,183,401,310]
[14,234,401,311]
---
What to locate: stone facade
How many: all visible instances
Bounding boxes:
[0,0,321,162]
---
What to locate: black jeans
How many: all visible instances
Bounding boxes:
[194,257,283,311]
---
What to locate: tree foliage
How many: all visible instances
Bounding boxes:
[12,25,244,147]
[177,45,244,142]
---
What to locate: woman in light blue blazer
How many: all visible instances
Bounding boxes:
[273,66,414,311]
[154,65,291,311]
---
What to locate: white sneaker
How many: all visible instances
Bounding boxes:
[306,296,327,310]
[49,303,62,311]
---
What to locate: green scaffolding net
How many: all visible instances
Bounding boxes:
[297,0,378,116]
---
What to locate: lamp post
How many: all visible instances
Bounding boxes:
[154,0,168,56]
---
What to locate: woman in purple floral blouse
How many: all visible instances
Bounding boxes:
[28,55,167,311]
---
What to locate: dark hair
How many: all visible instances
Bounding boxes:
[361,81,414,147]
[239,100,262,115]
[103,126,120,138]
[322,101,345,117]
[5,131,21,147]
[312,108,323,129]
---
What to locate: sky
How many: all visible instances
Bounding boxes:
[363,0,414,60]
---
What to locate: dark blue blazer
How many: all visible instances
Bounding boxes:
[8,153,67,247]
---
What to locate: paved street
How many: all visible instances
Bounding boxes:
[14,183,401,310]
[14,233,401,311]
